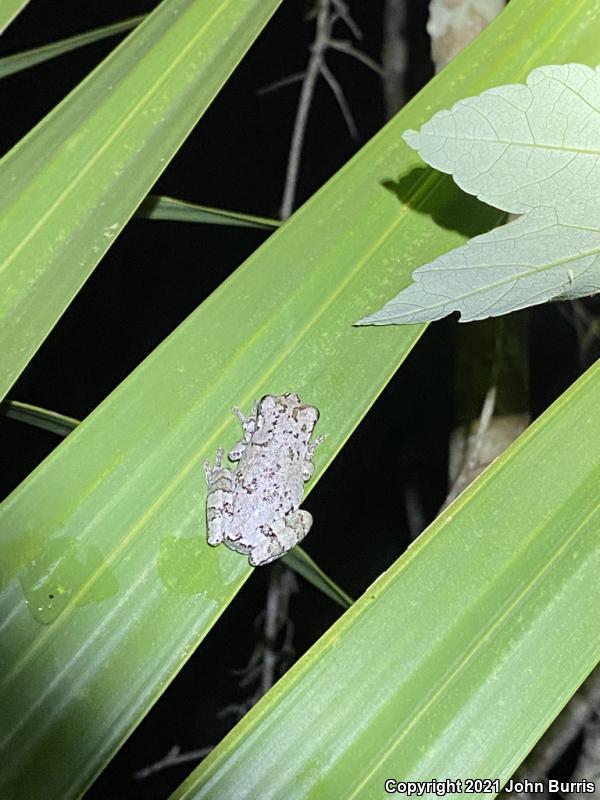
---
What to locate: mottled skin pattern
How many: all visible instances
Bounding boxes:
[204,393,325,566]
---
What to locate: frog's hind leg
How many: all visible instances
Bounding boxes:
[203,448,234,546]
[249,509,313,567]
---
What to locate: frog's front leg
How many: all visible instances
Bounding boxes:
[203,448,235,546]
[249,509,313,567]
[228,402,259,462]
[302,434,327,481]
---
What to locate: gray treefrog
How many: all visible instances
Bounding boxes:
[203,393,325,566]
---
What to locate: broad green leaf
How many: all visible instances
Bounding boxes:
[1,0,596,798]
[137,194,279,229]
[358,61,600,325]
[0,15,144,79]
[0,0,282,403]
[403,63,600,215]
[357,206,600,324]
[0,0,30,36]
[1,400,78,436]
[169,359,600,800]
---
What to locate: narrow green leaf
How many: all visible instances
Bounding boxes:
[168,359,600,800]
[137,194,279,229]
[2,396,347,609]
[282,548,353,610]
[403,63,600,215]
[1,400,79,436]
[0,0,283,403]
[2,402,350,609]
[0,15,144,79]
[0,0,30,36]
[356,206,600,324]
[3,400,347,611]
[1,1,596,799]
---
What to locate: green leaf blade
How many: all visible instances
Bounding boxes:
[0,0,30,35]
[0,15,144,79]
[1,400,79,436]
[0,0,282,402]
[137,194,279,229]
[0,81,467,800]
[2,0,599,798]
[282,547,353,609]
[169,359,600,800]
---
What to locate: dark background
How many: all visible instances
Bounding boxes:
[0,2,592,797]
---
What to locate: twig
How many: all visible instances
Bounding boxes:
[280,0,332,219]
[258,71,306,96]
[329,39,383,75]
[259,566,297,697]
[221,565,298,719]
[330,0,362,38]
[279,0,373,218]
[133,744,213,780]
[320,61,358,139]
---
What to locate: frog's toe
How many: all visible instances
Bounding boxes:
[286,509,312,540]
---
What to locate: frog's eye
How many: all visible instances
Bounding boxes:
[296,405,319,426]
[259,395,277,412]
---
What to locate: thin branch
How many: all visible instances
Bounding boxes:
[221,565,298,720]
[259,567,297,697]
[257,70,306,96]
[329,39,384,75]
[279,0,331,219]
[331,0,362,39]
[279,0,373,217]
[320,61,358,139]
[133,745,213,780]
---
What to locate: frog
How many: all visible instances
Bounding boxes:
[203,393,325,566]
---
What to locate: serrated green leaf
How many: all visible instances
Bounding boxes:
[137,194,279,229]
[168,358,600,800]
[356,206,600,324]
[0,0,282,403]
[0,15,144,79]
[403,63,600,215]
[0,0,30,36]
[359,61,600,325]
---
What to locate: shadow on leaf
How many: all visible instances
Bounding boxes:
[382,166,503,239]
